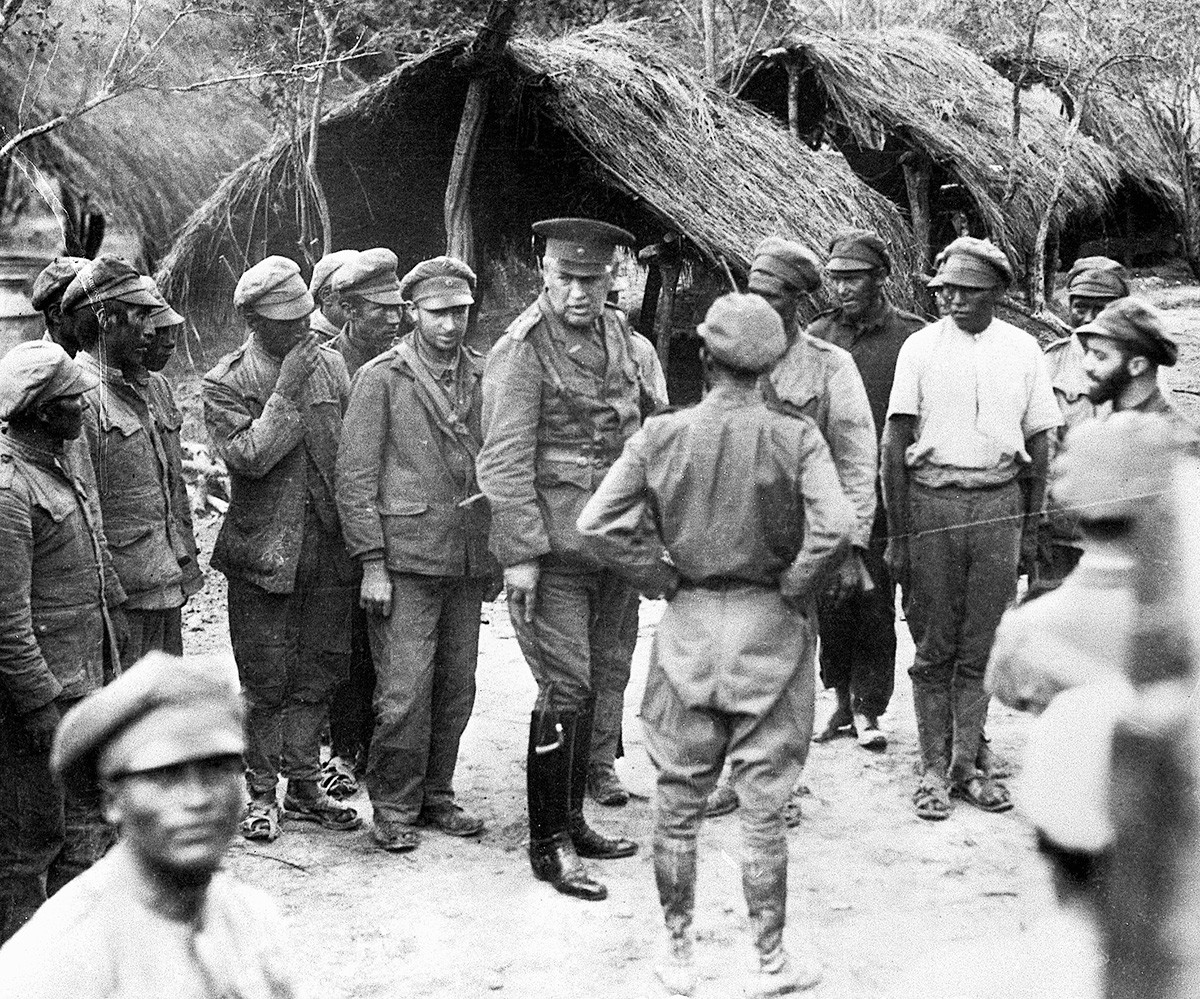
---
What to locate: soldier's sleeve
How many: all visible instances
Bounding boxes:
[779,422,855,601]
[202,370,305,480]
[64,435,126,607]
[0,476,64,712]
[476,336,551,567]
[335,365,388,561]
[825,355,878,547]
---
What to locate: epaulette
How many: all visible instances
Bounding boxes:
[505,302,543,342]
[206,342,248,380]
[764,395,807,421]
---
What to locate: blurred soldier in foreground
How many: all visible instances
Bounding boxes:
[203,256,359,842]
[31,256,89,357]
[308,249,360,342]
[0,652,303,998]
[883,237,1061,820]
[0,342,122,942]
[807,229,924,750]
[476,218,642,902]
[579,293,852,996]
[337,256,494,852]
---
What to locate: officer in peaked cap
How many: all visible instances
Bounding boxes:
[475,217,641,902]
[309,249,361,341]
[31,256,89,357]
[330,247,405,378]
[203,256,359,844]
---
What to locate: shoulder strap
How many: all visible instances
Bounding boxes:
[394,339,479,463]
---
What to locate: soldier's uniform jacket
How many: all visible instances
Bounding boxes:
[309,310,342,343]
[77,353,196,609]
[0,431,117,713]
[1125,385,1200,456]
[477,294,640,571]
[763,329,878,549]
[336,333,492,578]
[329,328,388,381]
[203,336,351,594]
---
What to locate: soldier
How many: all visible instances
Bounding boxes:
[308,249,360,342]
[336,255,494,852]
[330,248,405,377]
[0,652,303,996]
[706,236,876,819]
[882,237,1062,820]
[807,229,924,750]
[0,342,125,942]
[203,256,359,842]
[1031,257,1129,597]
[579,293,852,996]
[476,217,642,902]
[63,259,199,660]
[30,256,89,357]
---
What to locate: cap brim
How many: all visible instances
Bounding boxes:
[825,257,875,273]
[361,288,407,306]
[415,293,474,310]
[545,258,612,277]
[112,287,163,308]
[254,298,315,321]
[151,307,185,328]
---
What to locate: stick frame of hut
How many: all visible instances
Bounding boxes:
[158,22,920,403]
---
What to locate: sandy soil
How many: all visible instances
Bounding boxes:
[172,294,1199,999]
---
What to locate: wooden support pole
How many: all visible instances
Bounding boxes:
[787,62,801,139]
[653,261,681,379]
[638,262,662,337]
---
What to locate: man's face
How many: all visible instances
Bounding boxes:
[144,323,180,373]
[412,303,470,356]
[106,755,243,878]
[828,269,883,322]
[1069,295,1116,330]
[252,314,309,359]
[1081,334,1137,403]
[35,394,85,441]
[348,298,402,347]
[938,283,997,334]
[746,275,799,335]
[542,261,612,329]
[101,302,154,372]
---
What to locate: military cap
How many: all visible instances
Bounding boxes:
[1075,298,1177,367]
[533,217,635,276]
[234,256,314,320]
[0,340,98,421]
[697,293,787,374]
[30,256,89,312]
[309,249,361,299]
[139,277,184,328]
[399,255,476,310]
[927,237,1013,289]
[1066,255,1129,301]
[52,652,244,796]
[826,229,891,274]
[59,256,159,314]
[749,237,822,294]
[332,247,405,306]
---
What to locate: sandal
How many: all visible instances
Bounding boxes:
[318,756,359,800]
[951,774,1013,813]
[240,800,281,842]
[283,790,362,831]
[913,775,951,821]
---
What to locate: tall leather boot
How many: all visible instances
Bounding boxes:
[743,845,822,996]
[566,700,637,860]
[526,710,606,902]
[654,837,698,996]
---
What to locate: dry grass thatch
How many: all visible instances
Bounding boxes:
[158,21,921,330]
[738,29,1124,268]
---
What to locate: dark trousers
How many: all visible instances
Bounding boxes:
[509,568,635,714]
[329,597,376,762]
[365,573,485,824]
[906,481,1021,780]
[817,523,896,717]
[123,606,184,663]
[228,524,353,798]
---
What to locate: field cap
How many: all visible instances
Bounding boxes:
[400,255,476,310]
[533,218,635,276]
[59,256,159,314]
[1075,298,1177,367]
[333,247,405,306]
[826,229,891,274]
[309,249,361,299]
[749,237,821,294]
[139,277,184,328]
[927,237,1013,289]
[698,293,786,373]
[1066,256,1130,301]
[234,256,313,320]
[0,340,98,420]
[52,652,244,796]
[30,257,89,312]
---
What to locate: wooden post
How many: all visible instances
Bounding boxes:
[638,262,662,337]
[653,260,681,378]
[901,151,933,310]
[787,61,802,139]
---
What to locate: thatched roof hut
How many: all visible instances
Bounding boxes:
[735,29,1123,286]
[158,22,921,344]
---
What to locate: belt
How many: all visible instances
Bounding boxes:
[677,576,774,592]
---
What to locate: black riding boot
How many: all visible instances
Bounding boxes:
[526,710,607,901]
[566,700,637,860]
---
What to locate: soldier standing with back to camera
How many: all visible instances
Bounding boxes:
[476,218,642,902]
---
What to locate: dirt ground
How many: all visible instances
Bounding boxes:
[173,287,1199,999]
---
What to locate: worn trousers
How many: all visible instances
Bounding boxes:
[227,525,353,798]
[509,568,635,714]
[123,606,184,663]
[329,595,377,763]
[365,573,485,824]
[817,518,896,717]
[906,481,1021,780]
